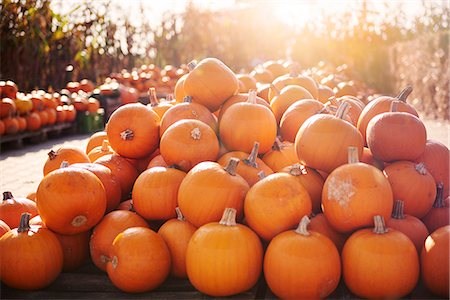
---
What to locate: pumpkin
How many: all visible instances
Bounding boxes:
[360,146,384,169]
[0,219,11,237]
[160,96,218,136]
[124,148,160,174]
[280,164,325,214]
[36,166,106,235]
[160,119,219,172]
[86,131,108,154]
[245,172,312,241]
[116,199,134,211]
[183,58,239,112]
[332,96,364,126]
[132,166,186,220]
[268,72,318,101]
[295,103,364,174]
[178,159,249,228]
[90,210,149,271]
[421,225,449,298]
[25,111,41,131]
[0,98,16,118]
[342,215,419,298]
[106,103,160,159]
[38,109,49,126]
[386,200,429,253]
[236,74,257,92]
[106,227,171,293]
[55,106,66,123]
[3,116,19,135]
[279,99,325,143]
[218,93,270,122]
[357,86,418,144]
[335,81,358,97]
[157,207,197,278]
[174,73,188,103]
[217,141,274,187]
[70,163,122,213]
[422,183,450,233]
[219,90,277,154]
[54,230,90,271]
[257,84,271,103]
[0,213,63,290]
[263,60,288,78]
[186,208,263,296]
[147,154,169,169]
[383,161,436,218]
[0,120,4,136]
[94,154,139,198]
[250,68,274,84]
[79,79,95,93]
[415,139,449,197]
[0,80,18,99]
[14,95,33,114]
[43,146,90,176]
[264,216,341,299]
[88,140,115,162]
[322,147,393,232]
[309,213,348,252]
[86,98,100,113]
[317,85,335,103]
[147,88,173,119]
[64,105,77,122]
[0,191,38,229]
[16,115,26,131]
[269,84,314,124]
[261,138,299,172]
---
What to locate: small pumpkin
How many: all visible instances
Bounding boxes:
[43,146,90,176]
[87,140,115,162]
[236,74,257,92]
[147,88,173,119]
[309,213,348,252]
[0,98,16,118]
[421,183,450,233]
[269,84,314,124]
[3,116,19,135]
[147,154,168,169]
[25,111,41,131]
[174,73,188,103]
[261,138,299,172]
[86,131,108,154]
[0,191,38,229]
[268,72,318,101]
[218,92,270,122]
[54,230,91,271]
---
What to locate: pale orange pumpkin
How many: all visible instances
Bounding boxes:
[174,73,188,103]
[268,72,318,101]
[317,85,335,103]
[250,67,274,84]
[263,60,288,78]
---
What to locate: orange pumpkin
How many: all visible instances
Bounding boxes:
[178,159,249,228]
[0,80,18,99]
[90,210,149,271]
[264,216,341,299]
[38,109,49,126]
[309,213,348,252]
[422,183,450,233]
[86,131,108,154]
[269,73,318,101]
[25,111,41,131]
[317,85,335,103]
[16,115,26,132]
[186,208,263,296]
[263,60,288,78]
[383,161,436,218]
[64,105,77,122]
[0,191,38,229]
[54,230,90,271]
[88,140,115,162]
[43,146,90,176]
[269,85,314,124]
[0,213,63,290]
[261,139,299,172]
[322,147,393,232]
[79,79,95,93]
[147,154,168,169]
[360,146,384,169]
[218,92,270,122]
[244,172,312,241]
[147,87,173,119]
[184,58,239,112]
[125,148,160,173]
[132,166,186,220]
[87,98,100,113]
[386,200,429,253]
[219,90,277,154]
[3,116,19,135]
[106,227,171,293]
[343,215,419,298]
[250,68,274,84]
[36,166,106,235]
[157,207,197,278]
[236,74,257,92]
[55,106,67,123]
[257,84,271,103]
[421,225,449,298]
[295,103,364,174]
[174,73,188,103]
[0,219,10,237]
[106,103,160,159]
[0,98,16,118]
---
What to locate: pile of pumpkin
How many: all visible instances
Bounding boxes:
[0,57,449,299]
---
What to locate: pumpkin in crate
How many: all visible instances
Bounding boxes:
[0,213,63,290]
[43,146,90,176]
[264,216,341,299]
[0,191,38,229]
[186,208,263,296]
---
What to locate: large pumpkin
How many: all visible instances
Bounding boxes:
[183,58,239,112]
[264,216,341,299]
[342,215,419,298]
[0,191,38,229]
[186,208,263,296]
[0,213,63,290]
[106,103,160,159]
[178,159,249,228]
[43,146,90,176]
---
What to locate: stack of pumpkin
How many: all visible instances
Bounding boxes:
[0,57,449,299]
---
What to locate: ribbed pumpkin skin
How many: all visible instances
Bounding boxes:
[183,58,239,112]
[106,103,160,159]
[186,219,263,296]
[342,226,419,298]
[132,167,186,220]
[322,163,393,233]
[0,222,63,290]
[36,167,107,235]
[106,227,171,293]
[264,229,341,299]
[177,162,249,228]
[295,114,364,174]
[421,225,450,298]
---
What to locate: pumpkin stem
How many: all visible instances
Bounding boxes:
[183,96,193,103]
[148,87,159,107]
[392,200,405,219]
[257,170,266,180]
[60,161,69,168]
[396,86,413,102]
[294,215,311,236]
[3,191,13,201]
[175,207,185,221]
[271,137,283,151]
[48,150,57,160]
[373,215,389,234]
[187,61,197,72]
[71,215,87,227]
[243,141,259,168]
[289,163,308,176]
[247,89,257,104]
[433,183,445,208]
[335,102,350,119]
[269,84,280,97]
[120,129,134,141]
[166,94,174,102]
[347,147,359,164]
[415,163,428,175]
[224,158,240,176]
[390,100,399,112]
[17,212,31,233]
[219,208,237,226]
[101,140,110,152]
[190,127,201,140]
